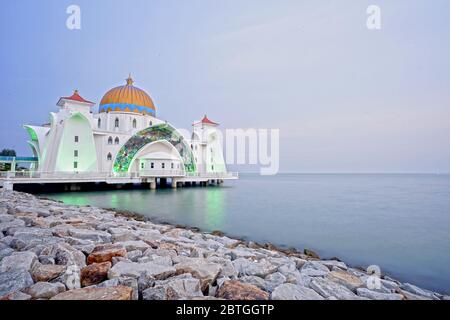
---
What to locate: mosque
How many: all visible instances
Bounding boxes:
[1,75,236,191]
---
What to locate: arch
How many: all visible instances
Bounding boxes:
[132,119,137,128]
[115,118,120,128]
[108,136,113,145]
[97,118,101,129]
[113,123,196,173]
[115,137,120,145]
[149,121,153,127]
[107,153,112,161]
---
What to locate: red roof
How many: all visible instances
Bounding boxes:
[60,90,94,105]
[195,115,219,126]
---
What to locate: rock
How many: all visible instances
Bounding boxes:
[175,258,222,291]
[59,265,81,290]
[42,243,86,268]
[319,260,348,271]
[0,251,38,272]
[51,286,133,300]
[0,248,14,261]
[0,291,32,300]
[31,263,66,282]
[271,283,324,300]
[108,261,175,280]
[327,270,364,291]
[81,262,111,287]
[399,289,433,300]
[232,258,278,278]
[240,276,268,291]
[68,228,111,243]
[309,277,360,300]
[229,247,258,260]
[207,256,238,279]
[265,272,287,292]
[108,227,138,242]
[143,275,203,300]
[216,280,269,300]
[87,244,127,264]
[0,219,25,233]
[0,269,34,297]
[127,250,143,262]
[357,288,403,300]
[115,241,150,252]
[400,283,439,300]
[26,282,66,299]
[304,249,320,259]
[0,214,15,223]
[300,261,330,277]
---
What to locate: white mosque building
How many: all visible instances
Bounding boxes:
[1,75,236,190]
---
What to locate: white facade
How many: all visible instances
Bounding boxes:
[23,85,228,179]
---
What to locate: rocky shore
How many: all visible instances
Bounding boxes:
[0,190,447,301]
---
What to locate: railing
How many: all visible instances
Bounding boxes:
[0,170,239,180]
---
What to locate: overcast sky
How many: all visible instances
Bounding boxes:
[1,0,449,173]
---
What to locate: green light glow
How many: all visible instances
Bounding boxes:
[204,189,225,230]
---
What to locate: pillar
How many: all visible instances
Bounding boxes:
[171,178,177,189]
[150,179,156,190]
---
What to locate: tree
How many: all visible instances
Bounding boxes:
[0,149,16,157]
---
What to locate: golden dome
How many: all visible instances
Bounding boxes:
[99,75,156,115]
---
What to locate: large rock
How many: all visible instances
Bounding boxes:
[400,283,439,300]
[175,258,222,291]
[0,291,32,300]
[271,283,324,300]
[51,286,133,300]
[87,244,127,264]
[357,288,403,300]
[265,272,287,292]
[81,262,111,287]
[0,269,34,297]
[300,261,330,277]
[216,280,269,300]
[0,251,37,272]
[108,261,175,280]
[31,263,66,282]
[26,282,66,299]
[327,270,364,291]
[114,241,150,252]
[309,277,360,300]
[59,265,81,290]
[42,243,86,268]
[232,258,278,278]
[142,275,203,300]
[0,219,25,233]
[68,228,111,243]
[319,260,348,271]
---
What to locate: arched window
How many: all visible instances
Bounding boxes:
[108,136,113,145]
[132,119,137,128]
[97,118,101,129]
[107,153,112,161]
[115,137,120,145]
[149,121,153,127]
[115,118,119,128]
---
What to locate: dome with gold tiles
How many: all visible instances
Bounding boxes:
[99,75,156,116]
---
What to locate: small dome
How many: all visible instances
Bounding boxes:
[99,75,156,116]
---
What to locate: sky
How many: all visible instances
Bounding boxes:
[1,0,450,173]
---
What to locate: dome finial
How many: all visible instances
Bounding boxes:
[126,73,134,86]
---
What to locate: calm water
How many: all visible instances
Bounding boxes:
[43,174,450,294]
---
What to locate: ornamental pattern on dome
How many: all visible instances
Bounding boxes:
[113,123,196,173]
[99,75,156,116]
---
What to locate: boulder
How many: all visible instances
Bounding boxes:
[0,251,37,272]
[175,258,222,291]
[68,228,111,243]
[0,291,32,300]
[108,261,175,280]
[0,269,34,297]
[51,286,133,300]
[142,275,203,300]
[42,243,86,268]
[319,260,348,271]
[81,262,111,287]
[59,264,81,290]
[26,282,66,299]
[309,277,360,300]
[265,272,287,292]
[300,261,330,277]
[400,283,439,300]
[216,280,269,300]
[114,241,150,252]
[304,249,320,259]
[271,283,324,300]
[31,263,66,282]
[240,276,268,291]
[357,288,403,300]
[327,270,364,291]
[87,244,127,264]
[0,219,25,233]
[127,250,143,262]
[232,258,278,278]
[0,248,14,261]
